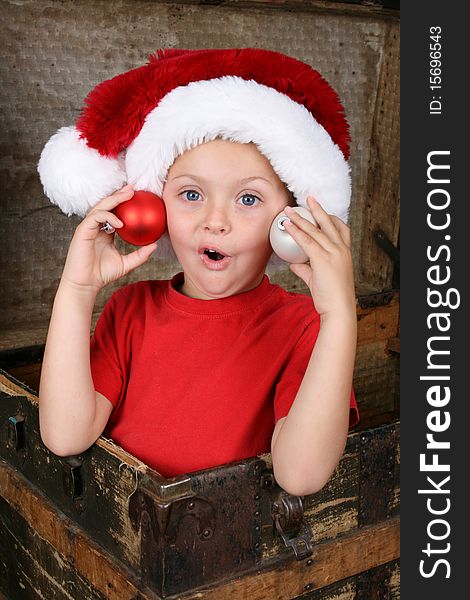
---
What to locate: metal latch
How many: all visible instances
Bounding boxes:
[271,490,313,559]
[8,415,25,451]
[374,228,400,289]
[62,457,84,501]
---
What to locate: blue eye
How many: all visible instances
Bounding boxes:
[182,190,200,201]
[240,194,260,207]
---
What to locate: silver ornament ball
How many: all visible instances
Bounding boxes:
[269,206,317,263]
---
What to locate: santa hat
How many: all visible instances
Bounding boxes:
[38,48,351,223]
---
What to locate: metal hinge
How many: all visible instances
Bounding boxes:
[271,490,313,560]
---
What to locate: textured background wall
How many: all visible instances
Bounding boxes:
[0,0,399,350]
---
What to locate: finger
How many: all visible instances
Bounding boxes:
[283,218,327,258]
[284,207,334,253]
[82,209,124,233]
[121,242,158,275]
[289,262,312,286]
[284,206,333,250]
[306,198,344,245]
[88,184,134,214]
[330,215,352,248]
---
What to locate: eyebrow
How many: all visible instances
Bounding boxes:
[169,174,273,186]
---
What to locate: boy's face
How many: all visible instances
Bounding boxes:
[162,139,291,300]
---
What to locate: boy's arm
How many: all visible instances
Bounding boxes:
[270,197,357,497]
[271,309,356,496]
[39,186,157,456]
[39,280,114,455]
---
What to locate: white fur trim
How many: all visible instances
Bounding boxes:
[126,76,351,222]
[37,126,127,217]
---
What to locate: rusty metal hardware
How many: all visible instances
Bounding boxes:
[62,457,84,500]
[129,491,216,543]
[260,472,275,489]
[374,227,400,289]
[8,415,25,451]
[374,229,399,266]
[131,472,195,503]
[129,460,261,597]
[271,490,312,560]
[358,290,395,309]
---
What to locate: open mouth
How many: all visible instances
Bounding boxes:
[203,248,226,262]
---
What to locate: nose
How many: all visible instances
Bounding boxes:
[201,201,231,234]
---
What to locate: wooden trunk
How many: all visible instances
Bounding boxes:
[0,293,399,600]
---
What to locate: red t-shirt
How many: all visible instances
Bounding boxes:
[90,272,358,477]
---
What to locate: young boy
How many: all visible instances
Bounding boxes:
[37,48,358,496]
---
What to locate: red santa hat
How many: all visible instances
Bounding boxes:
[38,48,351,222]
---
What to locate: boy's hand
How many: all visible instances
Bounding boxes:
[283,197,355,319]
[61,185,158,293]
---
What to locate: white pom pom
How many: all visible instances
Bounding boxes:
[37,126,127,217]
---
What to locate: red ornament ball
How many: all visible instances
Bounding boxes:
[113,191,167,246]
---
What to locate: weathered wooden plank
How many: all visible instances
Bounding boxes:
[390,560,400,599]
[180,517,400,599]
[293,577,356,600]
[356,293,399,346]
[0,363,41,396]
[292,559,399,599]
[0,345,44,396]
[0,385,145,576]
[0,370,147,468]
[0,496,107,600]
[356,561,399,599]
[0,460,160,600]
[358,19,400,289]
[387,337,400,354]
[389,426,400,517]
[358,425,397,526]
[354,340,399,423]
[303,436,360,544]
[152,0,400,20]
[0,372,37,403]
